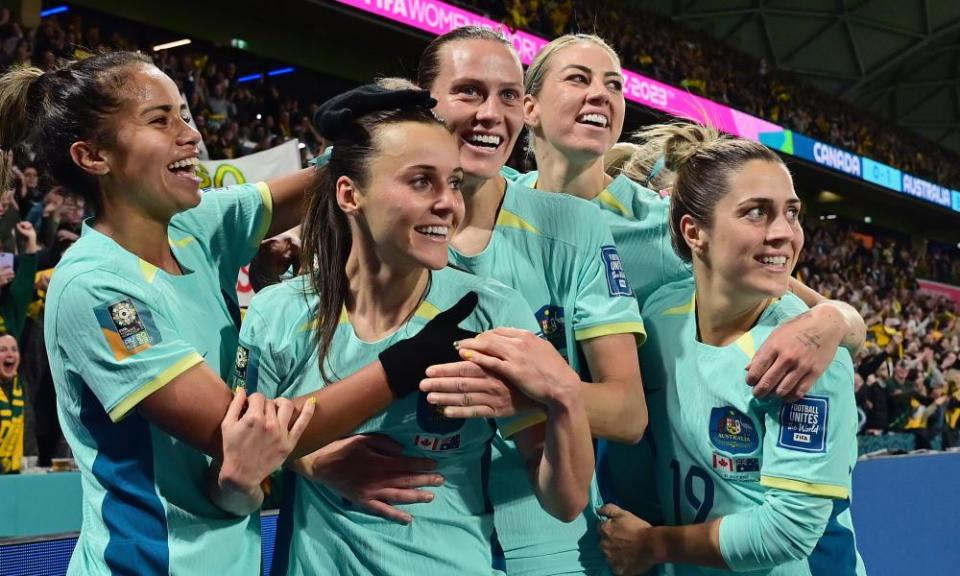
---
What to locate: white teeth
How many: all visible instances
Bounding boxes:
[467,133,502,146]
[578,113,608,127]
[167,157,199,170]
[417,225,449,237]
[760,256,787,265]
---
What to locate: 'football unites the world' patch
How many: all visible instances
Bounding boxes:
[601,245,633,297]
[778,396,829,453]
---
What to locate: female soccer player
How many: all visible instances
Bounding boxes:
[0,54,486,575]
[301,28,648,576]
[238,80,593,575]
[483,33,865,524]
[597,123,866,576]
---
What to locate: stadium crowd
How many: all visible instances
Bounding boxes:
[799,224,960,449]
[465,0,960,190]
[1,4,959,476]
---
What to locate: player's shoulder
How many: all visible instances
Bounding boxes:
[245,275,316,332]
[642,276,696,318]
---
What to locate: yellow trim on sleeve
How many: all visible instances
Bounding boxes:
[499,410,547,438]
[252,181,275,249]
[663,292,696,316]
[596,189,631,219]
[760,475,849,500]
[496,209,541,235]
[108,352,204,423]
[575,322,647,346]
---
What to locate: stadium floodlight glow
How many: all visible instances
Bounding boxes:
[256,114,262,120]
[40,6,69,17]
[153,39,192,52]
[267,67,294,77]
[864,216,872,223]
[237,73,264,84]
[230,38,249,50]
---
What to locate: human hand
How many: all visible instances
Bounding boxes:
[747,307,844,402]
[294,434,442,524]
[0,267,14,288]
[453,327,581,406]
[15,221,37,253]
[598,503,657,576]
[56,229,79,243]
[378,292,478,398]
[218,389,315,494]
[420,360,540,418]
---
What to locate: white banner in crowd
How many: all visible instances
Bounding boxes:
[201,139,302,307]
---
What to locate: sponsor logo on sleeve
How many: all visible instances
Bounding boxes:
[601,245,633,297]
[778,396,829,453]
[93,298,163,360]
[709,406,760,455]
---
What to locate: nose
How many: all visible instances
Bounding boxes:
[586,77,610,104]
[434,180,464,223]
[475,95,502,124]
[766,213,795,244]
[176,116,202,148]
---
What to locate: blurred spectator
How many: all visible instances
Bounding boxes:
[0,332,23,474]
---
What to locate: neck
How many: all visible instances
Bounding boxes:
[345,235,430,341]
[693,261,771,346]
[93,199,180,274]
[534,141,610,200]
[451,174,506,256]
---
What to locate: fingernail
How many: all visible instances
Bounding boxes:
[462,351,473,360]
[307,397,317,406]
[233,386,244,394]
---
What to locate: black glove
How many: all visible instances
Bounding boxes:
[313,84,437,140]
[379,291,479,398]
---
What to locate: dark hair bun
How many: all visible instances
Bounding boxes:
[313,84,437,140]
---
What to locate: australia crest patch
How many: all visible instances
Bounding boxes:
[709,406,760,455]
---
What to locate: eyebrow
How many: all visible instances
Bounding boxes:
[139,103,189,117]
[739,197,802,206]
[451,76,522,88]
[560,64,623,79]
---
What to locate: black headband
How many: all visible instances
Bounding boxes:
[313,84,438,140]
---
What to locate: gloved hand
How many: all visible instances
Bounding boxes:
[379,291,478,398]
[313,84,437,139]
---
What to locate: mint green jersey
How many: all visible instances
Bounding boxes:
[450,177,645,576]
[509,172,688,307]
[45,183,273,575]
[236,268,544,576]
[640,278,865,576]
[507,170,683,530]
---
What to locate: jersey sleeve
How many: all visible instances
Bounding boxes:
[185,182,274,291]
[758,354,858,499]
[490,292,551,438]
[570,212,646,345]
[54,272,204,422]
[231,304,287,399]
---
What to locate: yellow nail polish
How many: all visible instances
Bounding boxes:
[307,396,317,406]
[463,350,474,360]
[233,386,244,394]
